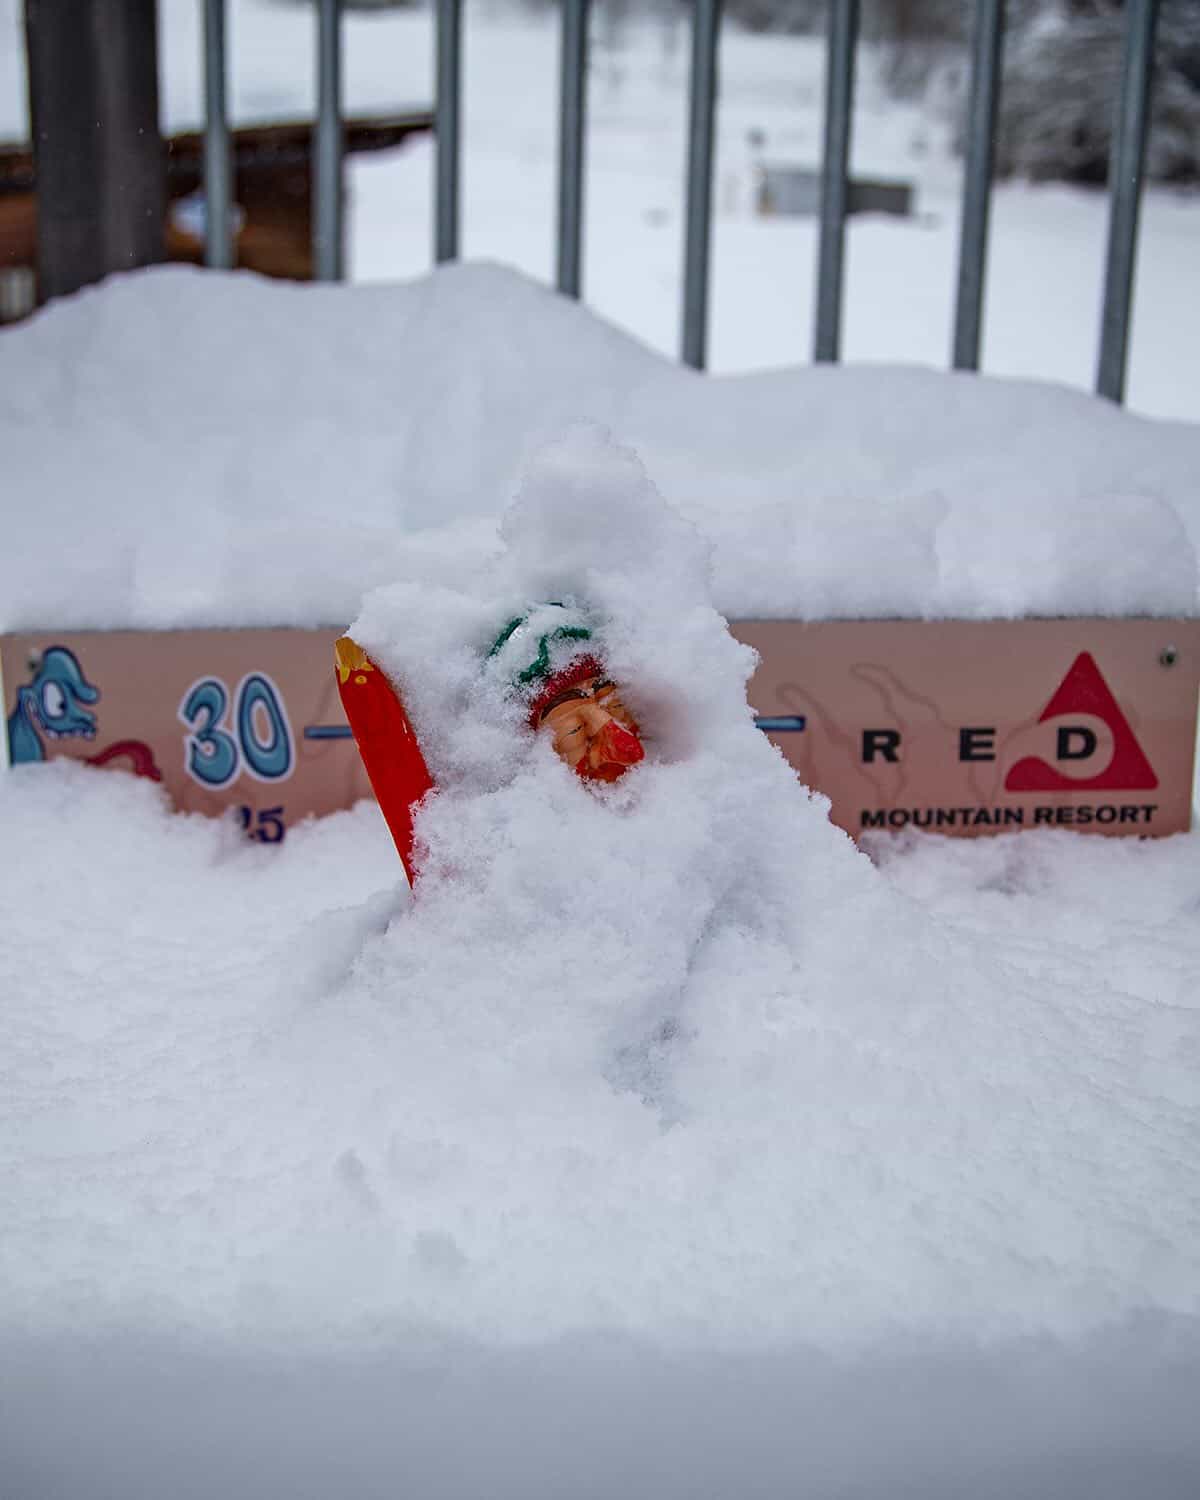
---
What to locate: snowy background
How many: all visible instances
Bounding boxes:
[1,0,1198,419]
[3,3,1200,1497]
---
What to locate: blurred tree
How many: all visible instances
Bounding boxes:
[268,0,422,10]
[875,0,1199,184]
[721,0,823,34]
[271,0,1200,187]
[996,0,1200,184]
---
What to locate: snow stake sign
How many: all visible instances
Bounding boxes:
[3,618,1197,843]
[0,628,372,841]
[733,617,1200,839]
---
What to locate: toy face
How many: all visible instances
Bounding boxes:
[537,675,645,782]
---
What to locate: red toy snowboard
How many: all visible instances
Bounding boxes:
[335,636,435,885]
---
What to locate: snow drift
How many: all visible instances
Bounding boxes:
[1,262,1198,633]
[3,424,1200,1496]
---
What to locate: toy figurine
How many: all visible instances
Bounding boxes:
[336,605,644,882]
[487,605,644,783]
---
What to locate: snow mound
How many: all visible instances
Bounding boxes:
[4,429,1200,1493]
[5,257,1200,1490]
[1,262,1197,633]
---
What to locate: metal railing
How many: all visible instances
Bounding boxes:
[1096,0,1159,403]
[197,0,1161,404]
[434,0,462,263]
[314,0,345,281]
[556,0,590,297]
[813,0,858,364]
[201,0,232,270]
[951,0,1004,373]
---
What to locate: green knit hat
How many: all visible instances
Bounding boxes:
[486,602,604,725]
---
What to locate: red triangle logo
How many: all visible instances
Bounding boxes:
[1004,652,1158,793]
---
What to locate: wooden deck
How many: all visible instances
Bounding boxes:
[0,110,433,320]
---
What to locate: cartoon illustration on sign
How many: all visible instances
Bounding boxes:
[6,645,101,763]
[85,740,164,781]
[5,643,163,781]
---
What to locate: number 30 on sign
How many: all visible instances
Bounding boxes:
[178,673,295,789]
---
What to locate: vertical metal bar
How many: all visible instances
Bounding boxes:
[1097,0,1159,404]
[202,0,233,270]
[556,0,589,297]
[435,0,463,263]
[813,0,858,364]
[951,0,1004,371]
[681,0,721,370]
[25,0,164,302]
[313,0,343,282]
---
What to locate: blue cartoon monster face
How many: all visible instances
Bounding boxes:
[7,646,100,764]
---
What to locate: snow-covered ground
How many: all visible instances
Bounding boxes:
[1,0,1198,420]
[4,756,1200,1498]
[3,269,1200,1496]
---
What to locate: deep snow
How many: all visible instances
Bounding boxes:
[2,263,1198,635]
[3,754,1200,1496]
[3,417,1200,1496]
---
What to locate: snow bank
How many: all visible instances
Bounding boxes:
[3,429,1200,1495]
[2,263,1197,633]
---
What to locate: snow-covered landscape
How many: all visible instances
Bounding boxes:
[3,2,1200,1497]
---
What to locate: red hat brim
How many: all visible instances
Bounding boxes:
[527,655,605,729]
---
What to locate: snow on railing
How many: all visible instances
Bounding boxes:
[196,0,1162,402]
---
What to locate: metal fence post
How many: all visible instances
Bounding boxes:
[681,0,721,370]
[313,0,343,281]
[202,0,233,270]
[24,0,164,302]
[814,0,858,364]
[556,0,590,297]
[435,0,463,263]
[1096,0,1159,404]
[952,0,1004,371]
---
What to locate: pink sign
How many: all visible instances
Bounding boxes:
[1,628,369,842]
[733,617,1200,839]
[4,618,1197,842]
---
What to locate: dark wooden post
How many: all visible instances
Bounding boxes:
[24,0,164,303]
